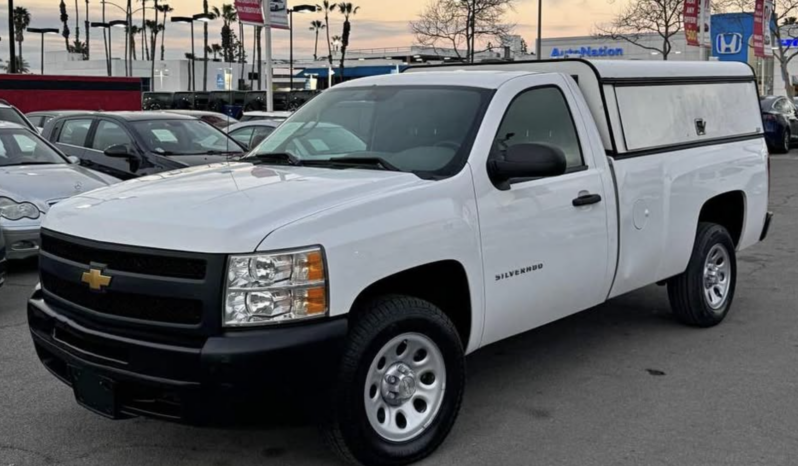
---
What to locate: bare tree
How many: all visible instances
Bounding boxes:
[410,0,515,63]
[594,0,683,60]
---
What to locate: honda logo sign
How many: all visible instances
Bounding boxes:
[716,33,743,55]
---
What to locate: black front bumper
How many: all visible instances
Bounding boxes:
[29,293,348,424]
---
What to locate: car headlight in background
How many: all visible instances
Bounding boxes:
[224,247,328,327]
[0,197,40,221]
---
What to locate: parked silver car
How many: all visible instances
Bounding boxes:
[0,122,119,260]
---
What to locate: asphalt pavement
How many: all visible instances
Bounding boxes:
[1,154,797,466]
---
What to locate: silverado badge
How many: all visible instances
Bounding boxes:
[82,268,112,291]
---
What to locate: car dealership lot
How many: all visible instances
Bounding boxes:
[1,154,797,466]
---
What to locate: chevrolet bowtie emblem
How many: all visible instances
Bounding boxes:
[82,268,112,291]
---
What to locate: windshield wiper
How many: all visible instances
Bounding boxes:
[251,152,303,166]
[320,157,402,172]
[1,161,59,166]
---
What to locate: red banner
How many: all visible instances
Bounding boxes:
[235,0,265,26]
[753,0,765,57]
[684,0,699,46]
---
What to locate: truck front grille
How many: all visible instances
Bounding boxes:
[41,272,203,325]
[41,234,207,280]
[37,230,227,337]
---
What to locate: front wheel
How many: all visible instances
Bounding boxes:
[325,296,465,466]
[667,223,737,327]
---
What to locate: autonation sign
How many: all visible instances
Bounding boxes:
[550,46,624,58]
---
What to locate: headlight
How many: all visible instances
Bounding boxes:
[0,197,40,221]
[224,247,328,327]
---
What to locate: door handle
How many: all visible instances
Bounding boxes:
[572,193,602,207]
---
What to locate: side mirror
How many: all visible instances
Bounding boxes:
[104,144,137,159]
[488,143,568,188]
[67,155,80,164]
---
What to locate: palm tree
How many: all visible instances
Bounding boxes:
[12,7,31,64]
[60,0,71,52]
[128,25,142,60]
[84,0,90,60]
[310,20,325,60]
[209,43,223,61]
[203,0,210,90]
[317,1,337,67]
[214,4,238,64]
[331,35,342,52]
[145,19,162,60]
[139,0,148,60]
[73,0,81,56]
[239,20,246,82]
[0,57,31,74]
[337,3,359,80]
[157,4,173,60]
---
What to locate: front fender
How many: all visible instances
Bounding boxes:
[259,169,485,353]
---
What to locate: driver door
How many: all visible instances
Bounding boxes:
[474,76,611,346]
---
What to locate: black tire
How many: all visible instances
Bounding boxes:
[667,223,737,327]
[776,129,791,154]
[325,295,466,466]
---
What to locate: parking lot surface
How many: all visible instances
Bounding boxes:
[1,154,797,466]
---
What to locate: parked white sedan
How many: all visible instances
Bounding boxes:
[0,122,120,259]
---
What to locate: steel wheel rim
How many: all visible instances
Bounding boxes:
[703,244,732,310]
[363,333,447,443]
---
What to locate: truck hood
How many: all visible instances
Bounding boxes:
[44,162,423,253]
[0,164,118,212]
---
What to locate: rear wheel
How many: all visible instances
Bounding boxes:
[325,296,465,466]
[777,129,791,153]
[667,223,737,327]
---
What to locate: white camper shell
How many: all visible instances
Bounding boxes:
[405,59,763,156]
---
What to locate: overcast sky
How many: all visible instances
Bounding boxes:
[1,0,622,69]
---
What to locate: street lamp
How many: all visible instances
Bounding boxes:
[172,14,212,91]
[172,16,196,90]
[109,20,127,76]
[26,28,60,75]
[7,0,16,74]
[91,22,113,76]
[288,5,317,90]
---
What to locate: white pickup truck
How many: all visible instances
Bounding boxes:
[29,60,772,465]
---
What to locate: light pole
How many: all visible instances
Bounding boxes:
[91,21,113,76]
[173,14,213,92]
[288,5,317,91]
[27,28,60,75]
[171,16,195,90]
[7,0,16,74]
[536,0,542,60]
[109,20,127,76]
[192,13,214,91]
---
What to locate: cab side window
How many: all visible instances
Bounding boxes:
[57,119,93,147]
[494,87,584,170]
[92,120,134,151]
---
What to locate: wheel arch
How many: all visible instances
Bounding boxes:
[697,190,746,247]
[349,260,474,351]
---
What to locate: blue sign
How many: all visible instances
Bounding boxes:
[782,38,798,47]
[550,46,623,58]
[711,13,753,62]
[216,73,225,90]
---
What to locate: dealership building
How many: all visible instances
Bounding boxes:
[537,12,793,96]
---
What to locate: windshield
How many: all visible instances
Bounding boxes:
[0,129,67,166]
[250,86,491,176]
[131,119,244,156]
[0,108,33,130]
